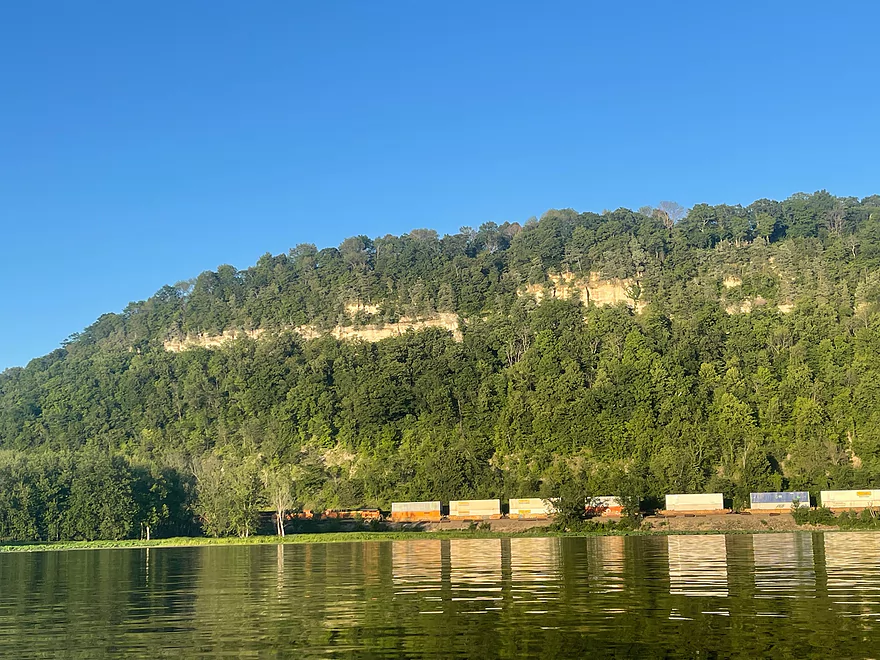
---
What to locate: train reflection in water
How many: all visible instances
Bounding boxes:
[7,533,880,658]
[450,539,504,611]
[667,535,729,597]
[752,533,815,599]
[509,537,562,613]
[825,531,880,619]
[385,532,880,620]
[392,540,443,595]
[509,537,561,584]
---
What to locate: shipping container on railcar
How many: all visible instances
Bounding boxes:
[508,498,555,519]
[587,496,625,516]
[663,493,726,514]
[323,508,383,521]
[820,490,880,511]
[390,501,442,522]
[749,491,810,510]
[448,499,502,520]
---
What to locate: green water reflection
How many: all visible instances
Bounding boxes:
[0,532,878,658]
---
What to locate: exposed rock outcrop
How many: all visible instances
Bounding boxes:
[163,313,462,352]
[163,328,266,352]
[520,271,645,311]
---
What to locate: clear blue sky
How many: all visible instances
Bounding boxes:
[1,1,878,369]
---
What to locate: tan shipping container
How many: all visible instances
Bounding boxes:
[664,493,725,513]
[390,501,442,522]
[820,490,880,510]
[508,497,555,519]
[449,499,501,520]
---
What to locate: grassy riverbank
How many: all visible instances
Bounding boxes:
[7,510,876,554]
[0,529,582,553]
[0,523,856,554]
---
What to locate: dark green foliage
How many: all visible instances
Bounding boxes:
[791,505,836,526]
[835,509,880,530]
[547,502,584,533]
[549,516,632,534]
[1,191,880,541]
[0,451,193,542]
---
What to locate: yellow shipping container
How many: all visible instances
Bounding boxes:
[508,497,555,519]
[449,499,501,520]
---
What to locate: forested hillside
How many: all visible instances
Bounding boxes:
[2,190,880,541]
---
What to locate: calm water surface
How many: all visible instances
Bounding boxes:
[1,532,879,658]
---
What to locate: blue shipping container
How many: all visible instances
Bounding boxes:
[750,491,810,504]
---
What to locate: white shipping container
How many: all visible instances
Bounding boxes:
[449,499,501,518]
[820,490,880,509]
[749,491,810,510]
[593,496,624,509]
[751,501,810,510]
[508,498,555,517]
[391,501,441,513]
[665,493,725,512]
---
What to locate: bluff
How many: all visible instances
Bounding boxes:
[2,190,880,540]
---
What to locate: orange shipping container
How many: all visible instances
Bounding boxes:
[391,501,442,522]
[588,496,625,517]
[324,508,382,521]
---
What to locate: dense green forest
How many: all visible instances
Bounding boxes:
[2,190,880,540]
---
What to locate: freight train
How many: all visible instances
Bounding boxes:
[284,489,880,524]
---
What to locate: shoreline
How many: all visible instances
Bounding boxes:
[0,524,846,555]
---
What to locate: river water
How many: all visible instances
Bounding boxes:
[0,532,878,658]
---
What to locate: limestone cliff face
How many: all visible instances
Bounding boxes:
[163,328,267,352]
[520,271,645,312]
[725,297,769,314]
[163,313,462,352]
[517,270,800,318]
[723,297,794,315]
[162,264,809,353]
[344,302,380,316]
[719,271,795,315]
[321,312,461,342]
